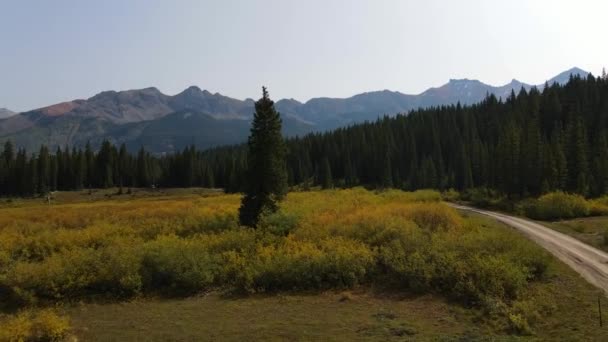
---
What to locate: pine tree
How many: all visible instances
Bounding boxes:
[593,131,608,195]
[2,141,15,195]
[74,150,86,190]
[343,151,357,186]
[420,156,437,189]
[567,116,590,195]
[204,164,215,188]
[380,149,393,188]
[319,157,333,189]
[14,149,28,196]
[117,144,129,191]
[137,147,150,187]
[238,87,288,227]
[97,140,115,188]
[84,142,95,189]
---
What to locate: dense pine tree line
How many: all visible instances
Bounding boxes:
[206,73,608,198]
[1,73,607,198]
[0,140,216,197]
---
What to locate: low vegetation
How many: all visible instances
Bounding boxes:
[521,192,592,220]
[0,309,70,342]
[0,188,604,339]
[457,188,608,221]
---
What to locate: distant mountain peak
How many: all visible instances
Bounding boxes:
[564,66,587,74]
[90,90,117,99]
[0,108,16,119]
[184,85,202,93]
[141,86,162,94]
[449,78,481,83]
[547,67,589,85]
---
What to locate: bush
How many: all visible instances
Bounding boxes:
[141,236,218,296]
[404,203,463,231]
[381,189,442,203]
[441,188,460,202]
[6,240,143,303]
[508,313,533,335]
[590,198,608,216]
[0,188,556,333]
[235,237,374,292]
[523,192,590,220]
[0,309,70,342]
[257,211,299,236]
[461,187,508,209]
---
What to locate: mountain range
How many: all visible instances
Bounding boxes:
[0,67,589,154]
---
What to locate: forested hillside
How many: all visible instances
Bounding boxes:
[1,73,607,198]
[211,73,608,197]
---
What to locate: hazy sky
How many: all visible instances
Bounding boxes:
[1,0,607,112]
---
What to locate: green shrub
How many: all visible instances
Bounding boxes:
[508,313,533,335]
[141,236,218,295]
[381,189,442,203]
[524,192,590,220]
[461,187,507,209]
[441,188,460,202]
[6,240,143,303]
[193,213,240,235]
[379,245,433,292]
[257,211,300,236]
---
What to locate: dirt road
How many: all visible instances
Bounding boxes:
[450,204,608,294]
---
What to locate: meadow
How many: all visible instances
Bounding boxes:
[0,188,607,340]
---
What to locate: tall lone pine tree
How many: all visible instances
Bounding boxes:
[238,87,288,227]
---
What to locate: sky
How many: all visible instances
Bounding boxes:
[1,0,607,112]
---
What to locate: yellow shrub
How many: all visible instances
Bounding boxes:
[0,312,32,342]
[589,198,608,216]
[0,186,552,332]
[245,237,375,292]
[523,192,590,220]
[404,203,463,231]
[0,309,70,342]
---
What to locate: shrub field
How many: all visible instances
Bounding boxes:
[0,188,603,339]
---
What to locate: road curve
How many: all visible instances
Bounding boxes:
[449,204,608,294]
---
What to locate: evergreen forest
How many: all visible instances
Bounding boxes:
[1,74,608,198]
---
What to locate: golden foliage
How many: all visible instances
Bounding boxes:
[0,309,70,342]
[0,187,551,330]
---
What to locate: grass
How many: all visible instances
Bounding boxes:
[1,188,608,340]
[66,292,465,341]
[0,187,223,209]
[62,255,608,341]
